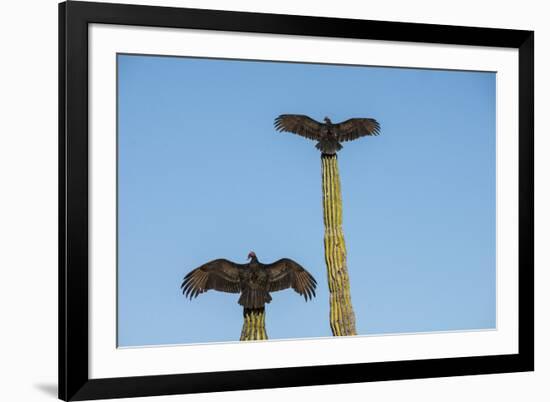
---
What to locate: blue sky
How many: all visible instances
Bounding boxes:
[117,54,496,347]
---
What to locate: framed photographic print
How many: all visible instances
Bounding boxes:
[59,1,534,400]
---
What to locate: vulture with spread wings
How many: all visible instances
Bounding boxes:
[181,252,317,309]
[274,114,380,154]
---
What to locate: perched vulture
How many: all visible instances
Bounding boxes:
[274,114,380,154]
[181,252,317,309]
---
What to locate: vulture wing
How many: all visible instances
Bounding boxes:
[333,118,381,142]
[265,258,317,301]
[181,259,243,299]
[274,114,324,141]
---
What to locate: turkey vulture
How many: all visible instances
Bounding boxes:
[181,252,317,309]
[274,114,380,154]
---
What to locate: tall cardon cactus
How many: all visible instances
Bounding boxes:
[321,154,357,336]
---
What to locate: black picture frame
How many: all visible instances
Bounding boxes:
[59,1,534,400]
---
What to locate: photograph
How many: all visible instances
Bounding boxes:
[54,2,534,400]
[116,54,497,347]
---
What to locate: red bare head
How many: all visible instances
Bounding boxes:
[247,251,256,260]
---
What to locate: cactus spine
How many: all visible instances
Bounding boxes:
[240,308,268,341]
[321,154,357,336]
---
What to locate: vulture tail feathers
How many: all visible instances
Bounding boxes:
[239,289,272,309]
[316,140,343,154]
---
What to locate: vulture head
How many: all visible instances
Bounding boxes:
[247,251,257,260]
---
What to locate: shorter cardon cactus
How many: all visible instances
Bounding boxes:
[240,308,268,341]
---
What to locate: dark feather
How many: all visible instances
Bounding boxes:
[239,289,272,309]
[181,259,243,299]
[265,258,317,301]
[333,118,381,142]
[274,114,324,141]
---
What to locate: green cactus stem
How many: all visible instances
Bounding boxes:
[321,154,357,336]
[240,307,268,341]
